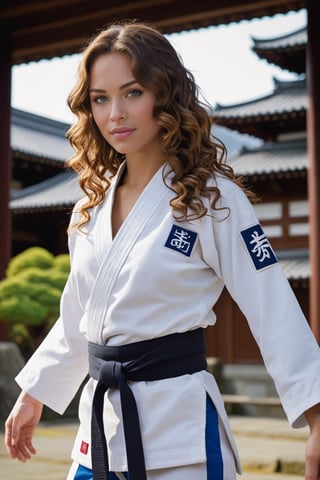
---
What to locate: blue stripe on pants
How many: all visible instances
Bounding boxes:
[205,395,224,480]
[73,397,223,480]
[73,465,92,479]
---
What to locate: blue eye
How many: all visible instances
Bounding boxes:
[93,96,108,104]
[127,89,142,98]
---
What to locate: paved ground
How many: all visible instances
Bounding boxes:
[0,416,308,479]
[231,416,307,478]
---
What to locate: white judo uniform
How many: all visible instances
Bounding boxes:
[16,162,320,476]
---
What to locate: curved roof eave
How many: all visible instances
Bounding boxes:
[252,25,307,49]
[10,170,82,213]
[229,139,307,177]
[214,78,306,121]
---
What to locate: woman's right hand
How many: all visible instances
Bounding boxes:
[4,391,43,462]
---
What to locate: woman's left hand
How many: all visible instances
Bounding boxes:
[305,403,320,480]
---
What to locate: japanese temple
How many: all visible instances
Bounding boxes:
[10,108,79,254]
[2,0,320,368]
[7,23,309,366]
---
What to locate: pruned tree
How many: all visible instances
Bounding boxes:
[0,247,69,358]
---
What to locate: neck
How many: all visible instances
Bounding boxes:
[123,155,166,188]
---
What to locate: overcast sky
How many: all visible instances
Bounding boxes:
[11,9,307,124]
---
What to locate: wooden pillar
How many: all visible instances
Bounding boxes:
[307,0,320,342]
[0,28,12,279]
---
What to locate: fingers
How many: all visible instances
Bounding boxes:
[5,433,37,462]
[25,437,37,455]
[4,392,43,463]
[4,416,17,458]
[11,440,35,463]
[4,414,37,462]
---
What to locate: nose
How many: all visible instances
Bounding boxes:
[110,99,127,121]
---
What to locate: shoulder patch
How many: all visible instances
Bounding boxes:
[240,224,278,271]
[165,224,197,257]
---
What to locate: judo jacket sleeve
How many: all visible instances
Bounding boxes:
[203,177,320,428]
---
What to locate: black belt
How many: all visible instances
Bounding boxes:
[88,328,207,480]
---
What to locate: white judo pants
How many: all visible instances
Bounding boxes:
[67,396,237,480]
[67,426,236,480]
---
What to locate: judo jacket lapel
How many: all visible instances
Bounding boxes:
[87,163,173,344]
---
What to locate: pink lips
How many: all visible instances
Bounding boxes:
[111,127,135,139]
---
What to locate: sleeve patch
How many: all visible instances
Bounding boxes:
[165,224,197,257]
[240,224,278,271]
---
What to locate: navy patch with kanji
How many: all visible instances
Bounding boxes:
[240,224,278,271]
[165,224,197,257]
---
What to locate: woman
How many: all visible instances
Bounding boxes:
[5,21,320,480]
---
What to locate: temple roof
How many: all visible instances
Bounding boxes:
[252,26,306,73]
[229,138,306,180]
[10,170,82,213]
[11,108,73,166]
[214,78,306,139]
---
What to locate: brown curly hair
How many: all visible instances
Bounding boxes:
[66,20,245,230]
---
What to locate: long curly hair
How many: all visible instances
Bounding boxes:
[66,20,246,230]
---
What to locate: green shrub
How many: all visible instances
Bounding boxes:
[0,247,70,358]
[6,247,54,277]
[54,254,70,273]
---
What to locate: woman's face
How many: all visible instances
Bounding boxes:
[89,52,162,160]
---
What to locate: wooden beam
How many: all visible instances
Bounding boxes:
[0,30,12,280]
[307,0,320,342]
[2,0,307,64]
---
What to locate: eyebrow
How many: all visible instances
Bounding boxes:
[89,79,138,94]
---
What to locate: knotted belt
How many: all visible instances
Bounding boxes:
[88,328,207,480]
